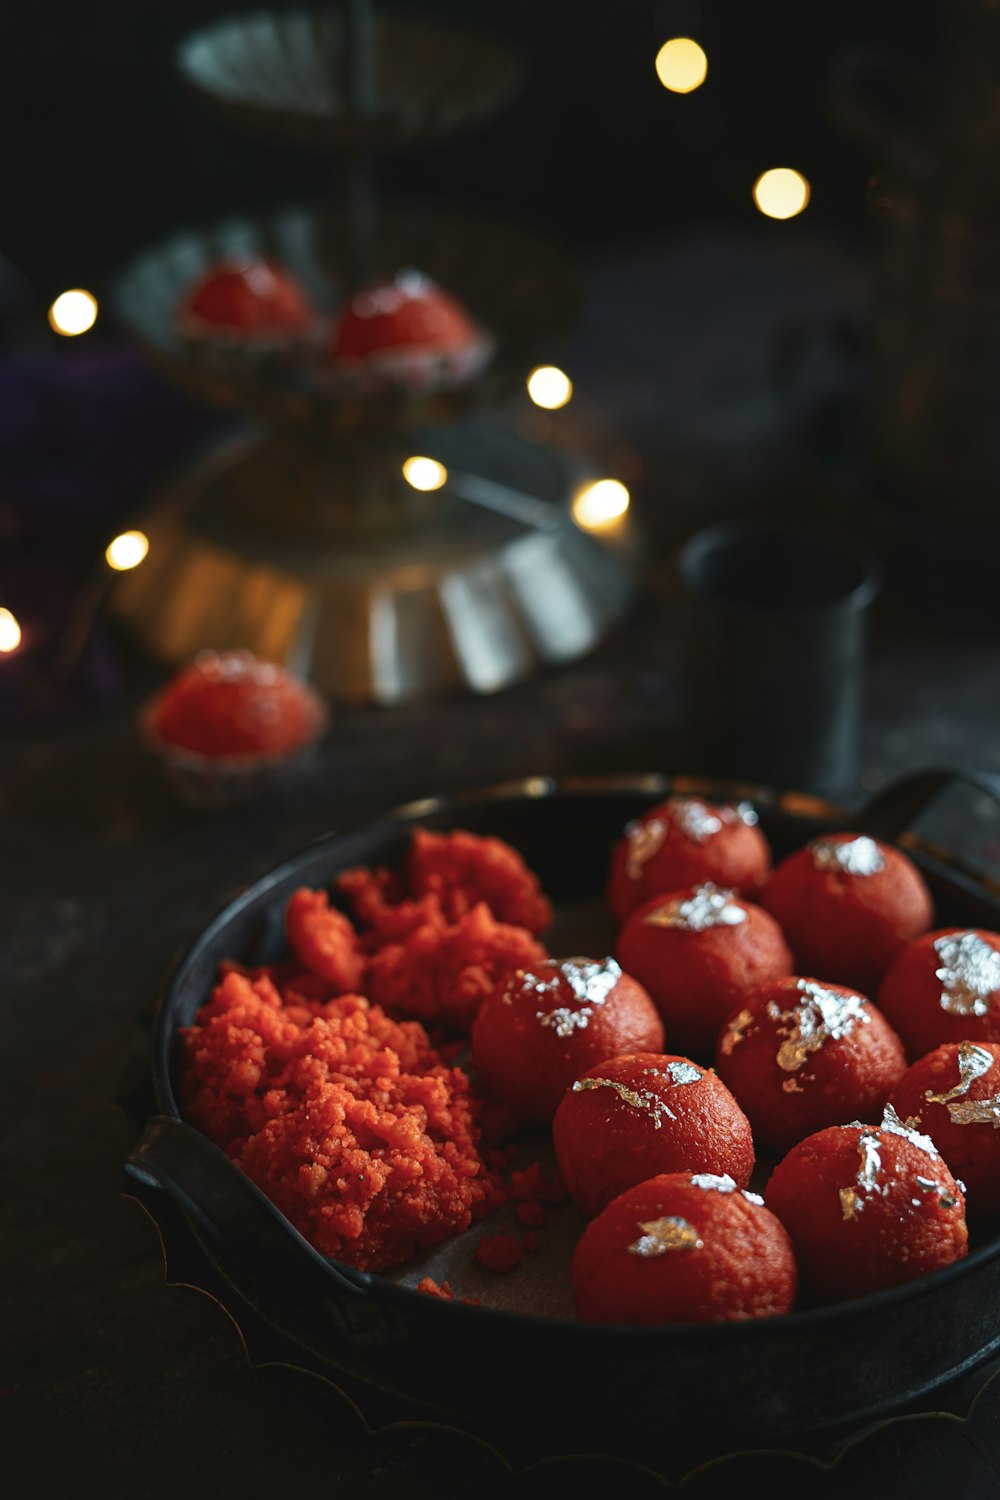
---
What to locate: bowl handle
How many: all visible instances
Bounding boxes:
[125,1114,370,1302]
[854,766,1000,845]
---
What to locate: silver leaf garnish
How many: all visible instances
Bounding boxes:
[810,835,886,876]
[571,1076,676,1126]
[561,957,622,1004]
[858,1127,883,1189]
[769,979,869,1073]
[642,882,748,933]
[531,957,621,1036]
[925,1041,996,1105]
[538,1007,591,1037]
[690,1172,738,1192]
[841,1125,884,1218]
[933,932,1000,1018]
[915,1175,960,1210]
[689,1172,764,1205]
[624,817,667,879]
[673,799,723,842]
[947,1095,1000,1129]
[627,1216,703,1257]
[880,1102,940,1157]
[664,1060,703,1086]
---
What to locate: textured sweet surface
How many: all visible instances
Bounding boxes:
[758,833,934,994]
[571,1171,797,1324]
[470,956,664,1123]
[552,1051,754,1217]
[888,1042,1000,1220]
[878,928,1000,1059]
[765,1113,969,1301]
[606,797,772,926]
[714,975,908,1154]
[616,884,793,1054]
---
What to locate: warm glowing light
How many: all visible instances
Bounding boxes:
[572,479,630,531]
[402,456,448,492]
[753,168,811,220]
[655,37,708,94]
[526,365,573,410]
[105,529,150,571]
[48,289,98,336]
[0,607,22,653]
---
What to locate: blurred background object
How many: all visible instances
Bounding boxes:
[829,0,1000,623]
[6,0,993,729]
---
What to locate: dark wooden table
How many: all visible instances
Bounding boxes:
[6,225,1000,1498]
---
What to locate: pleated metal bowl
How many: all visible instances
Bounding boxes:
[176,5,528,152]
[123,767,1000,1478]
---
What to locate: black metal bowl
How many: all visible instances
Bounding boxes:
[123,768,1000,1480]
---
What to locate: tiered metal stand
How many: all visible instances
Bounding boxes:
[109,2,638,704]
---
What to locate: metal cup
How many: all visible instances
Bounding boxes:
[675,520,883,796]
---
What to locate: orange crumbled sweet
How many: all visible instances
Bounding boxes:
[417,1276,455,1299]
[285,888,366,992]
[416,1276,482,1306]
[181,968,504,1272]
[333,831,553,1030]
[475,1233,524,1272]
[407,828,553,934]
[337,828,552,942]
[365,901,546,1031]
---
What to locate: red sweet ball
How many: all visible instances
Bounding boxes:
[147,650,326,760]
[552,1051,755,1218]
[714,975,908,1155]
[571,1171,798,1325]
[888,1041,1000,1220]
[616,883,794,1057]
[606,796,771,927]
[177,258,315,335]
[757,832,933,995]
[765,1108,968,1302]
[877,928,1000,1059]
[469,956,664,1125]
[329,269,478,359]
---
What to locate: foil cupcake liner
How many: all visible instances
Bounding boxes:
[321,331,495,398]
[173,313,328,381]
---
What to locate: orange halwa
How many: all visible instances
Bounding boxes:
[179,828,549,1270]
[181,967,505,1270]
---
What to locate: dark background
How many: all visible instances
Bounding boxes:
[0,0,945,304]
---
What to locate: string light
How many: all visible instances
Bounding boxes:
[0,607,22,653]
[48,289,98,336]
[571,479,630,531]
[105,530,150,571]
[753,168,811,220]
[527,365,573,410]
[402,456,448,492]
[655,38,708,94]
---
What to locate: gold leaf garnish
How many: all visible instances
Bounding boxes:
[627,1216,703,1257]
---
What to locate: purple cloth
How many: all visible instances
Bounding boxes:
[0,339,230,725]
